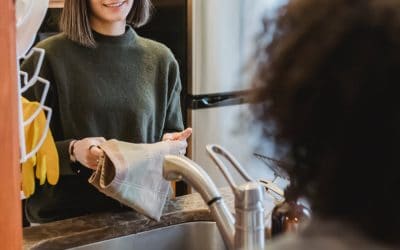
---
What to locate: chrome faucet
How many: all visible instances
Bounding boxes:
[163,144,265,250]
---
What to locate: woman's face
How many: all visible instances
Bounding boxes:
[88,0,134,25]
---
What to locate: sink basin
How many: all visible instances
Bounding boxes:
[69,221,227,250]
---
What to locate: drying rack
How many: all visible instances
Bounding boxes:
[17,47,52,163]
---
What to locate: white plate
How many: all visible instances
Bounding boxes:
[16,0,49,59]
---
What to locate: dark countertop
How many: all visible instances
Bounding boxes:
[23,189,235,250]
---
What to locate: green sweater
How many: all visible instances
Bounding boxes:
[22,26,184,223]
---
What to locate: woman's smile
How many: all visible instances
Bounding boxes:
[88,0,133,33]
[103,1,127,8]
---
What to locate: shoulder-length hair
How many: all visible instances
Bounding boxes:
[60,0,153,48]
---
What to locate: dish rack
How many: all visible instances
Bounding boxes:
[17,47,52,163]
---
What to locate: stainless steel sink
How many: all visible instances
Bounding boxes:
[70,221,227,250]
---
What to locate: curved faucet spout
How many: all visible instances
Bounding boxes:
[163,155,235,249]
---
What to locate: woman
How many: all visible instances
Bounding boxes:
[22,0,191,223]
[252,0,400,249]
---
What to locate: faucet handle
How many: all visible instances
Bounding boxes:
[206,144,256,195]
[207,145,266,249]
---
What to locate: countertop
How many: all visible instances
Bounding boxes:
[23,189,235,250]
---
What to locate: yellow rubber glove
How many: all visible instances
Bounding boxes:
[21,97,59,197]
[21,159,35,197]
[21,98,39,197]
[35,109,59,185]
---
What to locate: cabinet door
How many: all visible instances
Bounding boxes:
[0,0,23,249]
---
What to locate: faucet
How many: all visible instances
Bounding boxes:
[163,144,265,250]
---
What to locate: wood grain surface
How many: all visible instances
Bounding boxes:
[0,0,23,249]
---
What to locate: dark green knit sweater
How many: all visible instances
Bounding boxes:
[21,26,184,223]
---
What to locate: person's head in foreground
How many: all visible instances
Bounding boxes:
[252,0,400,248]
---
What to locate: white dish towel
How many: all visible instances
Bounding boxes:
[89,139,186,221]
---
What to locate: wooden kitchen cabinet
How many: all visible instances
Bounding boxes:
[0,0,23,249]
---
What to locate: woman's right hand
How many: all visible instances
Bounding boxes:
[70,137,106,170]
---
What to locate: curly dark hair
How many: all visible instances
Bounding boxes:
[252,0,400,245]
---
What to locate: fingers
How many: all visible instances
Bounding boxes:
[87,159,99,169]
[162,128,193,141]
[81,154,100,170]
[73,137,105,170]
[89,145,104,157]
[162,131,190,155]
[88,145,104,169]
[86,146,103,170]
[77,155,99,170]
[174,128,192,141]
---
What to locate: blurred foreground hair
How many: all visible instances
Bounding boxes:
[252,0,400,245]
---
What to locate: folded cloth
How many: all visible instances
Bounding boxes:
[89,139,187,221]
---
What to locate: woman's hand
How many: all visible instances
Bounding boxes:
[70,137,106,170]
[162,128,192,141]
[162,128,192,155]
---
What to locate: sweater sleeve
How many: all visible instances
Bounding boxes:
[164,57,185,134]
[21,50,76,176]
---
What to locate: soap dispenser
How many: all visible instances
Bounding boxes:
[271,197,311,237]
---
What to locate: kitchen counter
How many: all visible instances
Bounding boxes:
[23,188,235,250]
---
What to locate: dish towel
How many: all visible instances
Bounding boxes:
[89,139,186,221]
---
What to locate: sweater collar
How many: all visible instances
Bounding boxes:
[92,25,136,46]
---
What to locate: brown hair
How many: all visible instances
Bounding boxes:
[252,0,400,246]
[60,0,153,47]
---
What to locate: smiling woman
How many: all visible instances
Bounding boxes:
[60,0,151,47]
[21,0,190,223]
[89,0,135,36]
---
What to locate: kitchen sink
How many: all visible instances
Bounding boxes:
[69,221,227,250]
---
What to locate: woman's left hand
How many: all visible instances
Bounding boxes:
[162,128,192,155]
[162,128,192,141]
